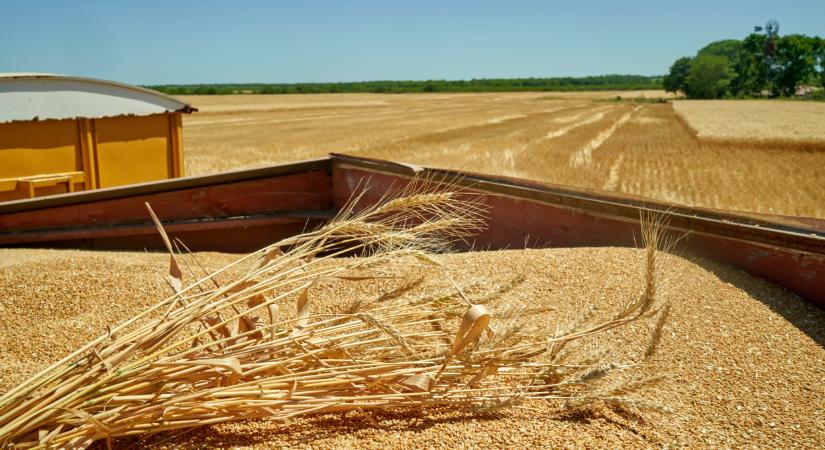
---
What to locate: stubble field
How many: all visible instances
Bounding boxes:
[182,92,825,219]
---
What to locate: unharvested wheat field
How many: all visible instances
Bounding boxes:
[674,100,825,142]
[183,92,825,219]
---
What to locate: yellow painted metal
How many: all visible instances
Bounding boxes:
[0,171,85,202]
[78,118,98,190]
[0,112,185,201]
[0,120,80,179]
[93,114,175,188]
[169,112,185,177]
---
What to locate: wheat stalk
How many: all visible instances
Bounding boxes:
[0,180,670,449]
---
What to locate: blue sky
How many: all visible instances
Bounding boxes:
[1,0,822,85]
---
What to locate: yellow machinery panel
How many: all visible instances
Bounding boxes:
[95,115,174,188]
[0,112,184,202]
[0,120,81,178]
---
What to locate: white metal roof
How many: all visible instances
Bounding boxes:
[0,73,196,124]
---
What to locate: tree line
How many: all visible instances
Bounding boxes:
[663,21,825,99]
[147,75,661,95]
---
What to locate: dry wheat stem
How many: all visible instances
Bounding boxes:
[0,180,670,449]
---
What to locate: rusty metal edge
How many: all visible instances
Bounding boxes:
[0,210,335,245]
[329,153,825,256]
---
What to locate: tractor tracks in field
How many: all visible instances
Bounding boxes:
[354,102,642,181]
[602,154,625,191]
[569,105,641,168]
[498,104,632,176]
[543,105,614,139]
[490,105,619,174]
[355,103,592,159]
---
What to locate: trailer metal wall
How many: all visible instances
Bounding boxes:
[0,155,823,307]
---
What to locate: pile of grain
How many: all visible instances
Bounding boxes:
[1,247,823,448]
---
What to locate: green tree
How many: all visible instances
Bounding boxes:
[775,34,818,96]
[734,33,770,96]
[697,40,745,95]
[698,39,743,61]
[685,54,735,99]
[815,37,825,87]
[663,56,693,94]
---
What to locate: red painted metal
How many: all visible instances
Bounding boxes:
[0,215,329,253]
[1,153,823,307]
[14,217,328,253]
[0,159,333,251]
[0,171,330,231]
[330,156,825,307]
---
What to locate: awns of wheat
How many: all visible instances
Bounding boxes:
[0,181,670,449]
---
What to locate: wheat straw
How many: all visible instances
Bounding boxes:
[0,180,670,449]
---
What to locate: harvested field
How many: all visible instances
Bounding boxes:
[182,92,595,175]
[673,100,825,142]
[182,93,825,219]
[2,247,823,448]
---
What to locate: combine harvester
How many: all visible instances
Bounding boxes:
[0,74,823,307]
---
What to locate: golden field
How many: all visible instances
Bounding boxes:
[182,92,825,220]
[673,100,825,142]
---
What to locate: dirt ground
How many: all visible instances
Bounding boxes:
[181,93,825,219]
[1,247,823,448]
